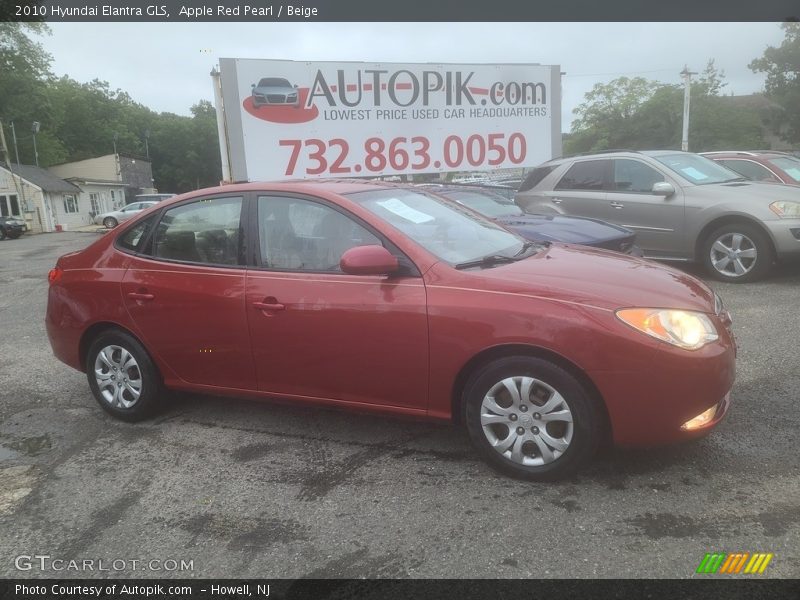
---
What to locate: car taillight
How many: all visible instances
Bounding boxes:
[48,267,63,284]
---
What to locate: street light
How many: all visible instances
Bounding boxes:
[32,121,40,166]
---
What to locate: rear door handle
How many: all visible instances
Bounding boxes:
[127,292,155,301]
[551,198,562,204]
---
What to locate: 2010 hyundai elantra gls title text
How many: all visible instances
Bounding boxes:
[46,180,735,480]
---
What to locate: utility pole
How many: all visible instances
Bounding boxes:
[31,121,40,166]
[143,129,150,160]
[113,131,118,156]
[10,121,20,165]
[680,66,697,152]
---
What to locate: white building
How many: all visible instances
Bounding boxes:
[0,163,125,233]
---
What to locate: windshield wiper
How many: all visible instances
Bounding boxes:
[454,254,518,270]
[514,241,542,256]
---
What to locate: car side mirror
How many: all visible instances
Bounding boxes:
[294,84,299,88]
[251,83,256,88]
[652,182,675,196]
[340,245,399,276]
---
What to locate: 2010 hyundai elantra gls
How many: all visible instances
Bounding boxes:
[46,180,735,480]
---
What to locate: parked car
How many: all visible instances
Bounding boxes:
[0,216,26,240]
[701,151,800,186]
[251,77,300,107]
[46,181,735,481]
[134,193,176,203]
[94,201,158,229]
[419,184,641,256]
[515,150,800,282]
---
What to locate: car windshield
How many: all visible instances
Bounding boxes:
[346,188,535,265]
[257,78,291,87]
[769,156,800,182]
[441,190,524,218]
[653,153,743,185]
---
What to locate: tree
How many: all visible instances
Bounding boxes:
[565,62,765,155]
[750,22,800,145]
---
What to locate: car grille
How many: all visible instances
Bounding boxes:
[267,94,286,103]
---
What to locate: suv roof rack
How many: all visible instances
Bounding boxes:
[700,151,759,156]
[560,149,642,159]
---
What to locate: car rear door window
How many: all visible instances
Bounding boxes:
[555,160,608,191]
[612,159,664,192]
[149,196,244,265]
[257,196,381,272]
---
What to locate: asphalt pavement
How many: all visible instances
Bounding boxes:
[0,231,798,579]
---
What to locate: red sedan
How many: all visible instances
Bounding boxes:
[46,180,735,480]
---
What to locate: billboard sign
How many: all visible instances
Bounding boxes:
[216,59,561,182]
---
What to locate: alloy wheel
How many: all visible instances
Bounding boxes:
[709,232,757,278]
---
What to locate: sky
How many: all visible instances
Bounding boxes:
[36,22,784,133]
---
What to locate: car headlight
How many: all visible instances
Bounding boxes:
[616,308,719,350]
[769,201,800,218]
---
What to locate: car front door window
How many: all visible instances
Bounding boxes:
[257,195,381,272]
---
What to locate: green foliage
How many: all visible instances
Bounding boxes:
[565,60,766,156]
[750,23,800,144]
[0,22,221,192]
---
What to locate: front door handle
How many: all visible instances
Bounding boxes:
[610,201,624,209]
[551,198,562,204]
[127,292,155,301]
[253,300,285,312]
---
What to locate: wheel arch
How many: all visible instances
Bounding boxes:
[79,321,150,371]
[450,343,612,441]
[694,214,777,261]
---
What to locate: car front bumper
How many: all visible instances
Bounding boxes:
[588,332,736,447]
[765,217,800,258]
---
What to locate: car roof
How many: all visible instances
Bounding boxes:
[160,179,403,205]
[544,149,689,166]
[700,151,794,160]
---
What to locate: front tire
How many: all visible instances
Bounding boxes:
[0,228,6,241]
[103,217,118,229]
[701,223,774,283]
[464,356,601,481]
[86,330,163,422]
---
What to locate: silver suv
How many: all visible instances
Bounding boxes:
[515,150,800,282]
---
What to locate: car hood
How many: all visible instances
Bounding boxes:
[697,180,800,200]
[494,213,632,244]
[466,243,716,313]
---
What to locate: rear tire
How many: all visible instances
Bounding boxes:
[103,217,118,229]
[701,223,773,283]
[86,330,163,422]
[463,356,601,481]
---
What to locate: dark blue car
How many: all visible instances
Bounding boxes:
[420,184,642,256]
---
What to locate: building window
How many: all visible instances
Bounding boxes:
[63,194,79,214]
[0,194,20,217]
[89,193,100,214]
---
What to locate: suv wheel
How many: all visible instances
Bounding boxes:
[702,223,773,283]
[464,356,601,481]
